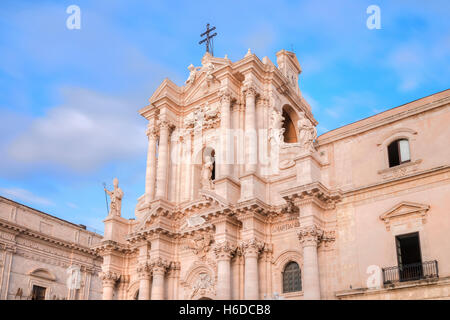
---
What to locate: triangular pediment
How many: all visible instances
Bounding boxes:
[183,72,218,106]
[183,69,232,107]
[379,202,430,231]
[148,78,182,105]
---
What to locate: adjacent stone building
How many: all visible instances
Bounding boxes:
[96,49,450,300]
[0,196,103,300]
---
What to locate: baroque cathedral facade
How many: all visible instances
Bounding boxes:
[95,49,450,300]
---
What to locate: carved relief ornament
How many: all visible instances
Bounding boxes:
[240,238,265,257]
[297,225,324,247]
[187,233,214,259]
[213,241,237,260]
[99,271,120,286]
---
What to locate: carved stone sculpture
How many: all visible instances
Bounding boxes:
[190,272,215,299]
[297,111,317,153]
[201,155,214,190]
[269,108,285,144]
[104,178,124,217]
[185,64,200,85]
[187,233,213,259]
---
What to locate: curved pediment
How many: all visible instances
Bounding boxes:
[134,200,175,232]
[28,268,56,281]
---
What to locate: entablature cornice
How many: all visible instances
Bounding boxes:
[280,182,343,210]
[127,226,179,243]
[236,198,277,218]
[93,240,131,256]
[317,95,450,147]
[340,165,450,205]
[0,218,100,256]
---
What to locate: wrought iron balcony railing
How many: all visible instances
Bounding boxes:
[382,260,439,285]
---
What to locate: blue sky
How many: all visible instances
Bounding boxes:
[0,0,449,232]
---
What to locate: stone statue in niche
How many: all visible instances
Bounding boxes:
[200,156,214,190]
[297,111,317,153]
[104,178,124,217]
[269,108,285,144]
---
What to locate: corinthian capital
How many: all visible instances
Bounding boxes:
[157,119,175,133]
[219,88,233,104]
[240,238,264,258]
[99,271,120,286]
[146,125,158,139]
[214,241,237,260]
[137,262,152,279]
[298,225,324,247]
[150,257,170,274]
[242,83,258,98]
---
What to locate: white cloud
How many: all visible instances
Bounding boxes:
[7,87,147,172]
[0,187,54,206]
[386,37,450,92]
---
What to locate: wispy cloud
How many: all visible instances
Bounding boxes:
[0,187,54,206]
[6,87,147,172]
[386,38,450,92]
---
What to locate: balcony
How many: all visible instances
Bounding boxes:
[382,260,439,285]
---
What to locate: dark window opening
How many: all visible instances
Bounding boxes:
[31,285,46,300]
[282,111,297,143]
[396,232,422,281]
[211,150,215,181]
[388,139,410,167]
[282,261,302,293]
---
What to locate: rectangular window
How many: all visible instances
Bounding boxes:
[395,232,422,281]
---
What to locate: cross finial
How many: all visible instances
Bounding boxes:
[199,23,217,56]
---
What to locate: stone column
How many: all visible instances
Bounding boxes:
[242,239,263,300]
[0,244,15,300]
[218,89,232,178]
[150,259,168,300]
[145,125,158,203]
[137,263,151,300]
[214,241,235,300]
[243,84,258,173]
[100,271,119,300]
[171,262,181,300]
[155,120,172,199]
[298,225,323,300]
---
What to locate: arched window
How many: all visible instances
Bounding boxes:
[282,261,302,293]
[282,110,297,143]
[388,139,410,167]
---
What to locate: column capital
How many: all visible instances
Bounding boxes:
[99,271,120,287]
[242,83,258,98]
[298,225,323,247]
[157,119,175,132]
[146,125,159,139]
[168,261,181,274]
[214,241,237,260]
[240,238,264,258]
[137,262,152,280]
[150,257,170,275]
[219,88,234,104]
